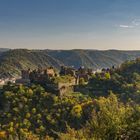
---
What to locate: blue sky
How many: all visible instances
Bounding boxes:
[0,0,140,50]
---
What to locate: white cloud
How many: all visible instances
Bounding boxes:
[119,25,134,28]
[132,19,140,26]
[117,19,140,29]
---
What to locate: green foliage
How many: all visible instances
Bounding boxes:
[88,59,140,103]
[52,75,74,84]
[104,72,111,79]
[1,58,140,139]
[0,83,140,139]
[0,84,91,139]
[79,78,85,85]
[71,104,82,118]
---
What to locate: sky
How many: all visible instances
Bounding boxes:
[0,0,140,50]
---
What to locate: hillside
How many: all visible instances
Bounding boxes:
[0,49,62,78]
[46,49,140,68]
[0,58,140,139]
[0,49,140,77]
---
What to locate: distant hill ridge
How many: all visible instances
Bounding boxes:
[0,49,140,78]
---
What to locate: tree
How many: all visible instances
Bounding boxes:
[79,78,85,86]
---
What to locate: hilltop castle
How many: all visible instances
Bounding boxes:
[16,66,94,96]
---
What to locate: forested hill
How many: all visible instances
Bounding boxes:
[0,49,140,77]
[46,49,140,68]
[1,58,140,139]
[0,49,62,78]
